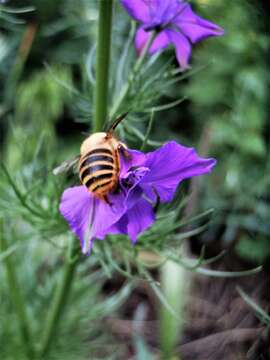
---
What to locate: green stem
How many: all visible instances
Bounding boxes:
[5,23,37,107]
[110,30,156,119]
[93,0,114,132]
[39,238,79,358]
[39,2,115,355]
[140,110,155,150]
[0,220,34,359]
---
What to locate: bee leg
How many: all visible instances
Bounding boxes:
[103,195,113,206]
[112,183,121,194]
[152,187,160,213]
[118,143,131,159]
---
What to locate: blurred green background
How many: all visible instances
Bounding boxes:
[0,0,270,359]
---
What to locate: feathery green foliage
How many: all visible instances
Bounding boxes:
[0,0,268,359]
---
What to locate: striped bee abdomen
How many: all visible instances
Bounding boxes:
[79,147,119,198]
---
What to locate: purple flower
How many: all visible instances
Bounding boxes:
[60,141,216,254]
[120,0,224,69]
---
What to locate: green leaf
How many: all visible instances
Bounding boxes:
[237,287,270,325]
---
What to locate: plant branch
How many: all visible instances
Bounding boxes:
[1,162,44,218]
[110,30,156,119]
[0,220,34,359]
[38,238,79,358]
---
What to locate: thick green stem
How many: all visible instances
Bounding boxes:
[39,3,115,356]
[93,0,114,132]
[39,238,79,358]
[0,220,34,359]
[110,30,156,119]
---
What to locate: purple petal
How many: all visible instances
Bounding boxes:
[176,3,224,43]
[157,0,182,21]
[135,26,150,55]
[120,0,152,22]
[106,214,128,236]
[60,186,94,251]
[140,141,216,202]
[149,30,170,54]
[127,199,155,243]
[108,199,155,243]
[60,186,127,254]
[166,29,191,69]
[135,27,170,56]
[120,148,146,177]
[143,0,181,28]
[120,166,149,208]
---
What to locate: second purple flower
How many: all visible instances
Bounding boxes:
[120,0,224,69]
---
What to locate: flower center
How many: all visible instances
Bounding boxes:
[144,23,163,32]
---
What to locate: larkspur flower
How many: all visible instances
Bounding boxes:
[120,0,224,69]
[60,141,216,254]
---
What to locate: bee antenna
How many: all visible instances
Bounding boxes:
[107,112,128,134]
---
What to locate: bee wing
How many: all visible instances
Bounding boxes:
[53,155,80,175]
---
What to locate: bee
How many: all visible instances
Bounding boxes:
[53,113,128,205]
